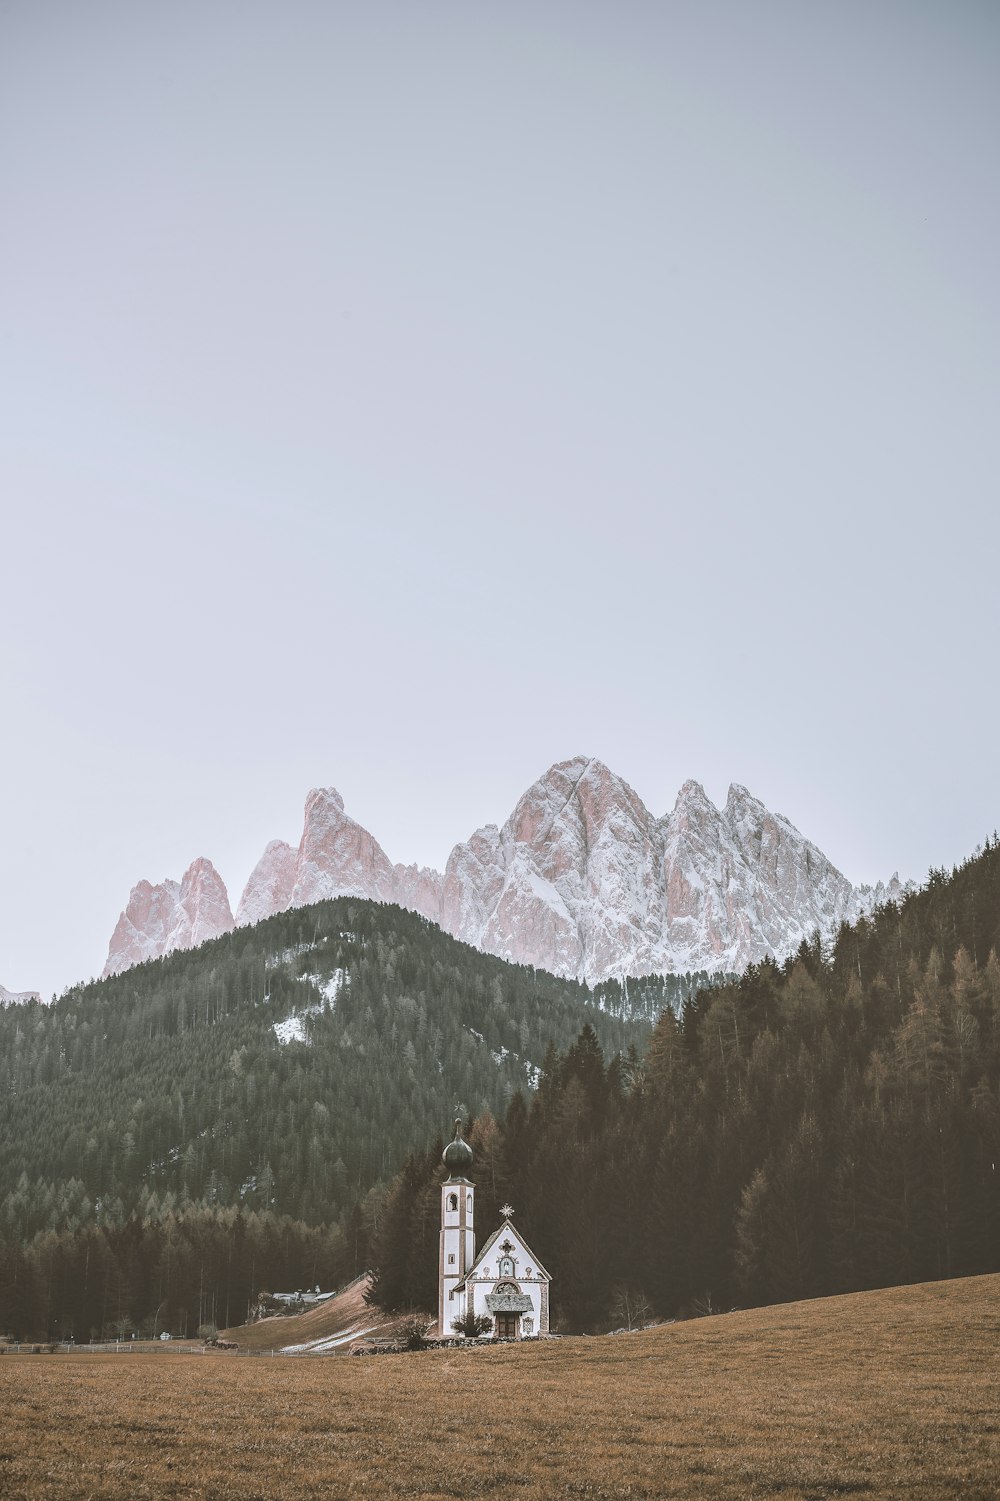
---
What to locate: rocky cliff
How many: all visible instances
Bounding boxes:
[105,757,903,982]
[103,857,234,977]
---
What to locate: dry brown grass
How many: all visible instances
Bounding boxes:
[1,1274,997,1499]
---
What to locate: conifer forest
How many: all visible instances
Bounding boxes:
[369,841,1000,1326]
[2,843,999,1338]
[0,899,688,1337]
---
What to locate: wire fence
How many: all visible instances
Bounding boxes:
[0,1340,290,1357]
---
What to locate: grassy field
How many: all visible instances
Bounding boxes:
[1,1274,997,1500]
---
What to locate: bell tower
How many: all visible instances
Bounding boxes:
[439,1119,475,1336]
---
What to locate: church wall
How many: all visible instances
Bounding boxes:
[464,1225,550,1336]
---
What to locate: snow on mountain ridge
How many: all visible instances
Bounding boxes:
[103,759,902,983]
[102,857,234,978]
[0,984,42,1006]
[236,840,298,927]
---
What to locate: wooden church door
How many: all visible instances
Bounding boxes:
[496,1313,519,1338]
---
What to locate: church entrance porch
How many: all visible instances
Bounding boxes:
[485,1281,534,1339]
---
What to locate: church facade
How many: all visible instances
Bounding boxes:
[438,1120,551,1339]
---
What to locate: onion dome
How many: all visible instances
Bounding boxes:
[443,1118,473,1179]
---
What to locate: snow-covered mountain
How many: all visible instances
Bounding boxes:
[104,757,908,982]
[0,983,42,1006]
[103,857,234,977]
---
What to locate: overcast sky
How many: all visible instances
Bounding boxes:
[2,1,998,999]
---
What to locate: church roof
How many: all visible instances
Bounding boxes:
[455,1217,551,1291]
[486,1291,534,1313]
[442,1119,474,1179]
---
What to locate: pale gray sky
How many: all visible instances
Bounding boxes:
[2,1,998,999]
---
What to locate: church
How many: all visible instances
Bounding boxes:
[438,1119,551,1339]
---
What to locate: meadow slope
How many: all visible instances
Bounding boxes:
[221,1274,401,1352]
[1,1274,997,1500]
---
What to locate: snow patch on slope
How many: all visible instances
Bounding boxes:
[281,1323,378,1355]
[273,968,345,1044]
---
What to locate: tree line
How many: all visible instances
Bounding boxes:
[0,1199,361,1342]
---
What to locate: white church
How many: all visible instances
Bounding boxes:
[438,1119,551,1340]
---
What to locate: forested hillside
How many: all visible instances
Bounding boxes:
[0,899,721,1335]
[2,899,708,1239]
[370,841,1000,1327]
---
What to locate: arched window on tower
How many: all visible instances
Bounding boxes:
[447,1193,458,1212]
[467,1193,473,1213]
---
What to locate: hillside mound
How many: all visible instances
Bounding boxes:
[221,1274,414,1353]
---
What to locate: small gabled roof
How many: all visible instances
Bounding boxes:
[455,1218,551,1291]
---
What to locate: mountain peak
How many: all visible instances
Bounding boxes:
[236,841,297,928]
[672,778,714,814]
[304,786,346,818]
[526,755,597,794]
[725,782,770,821]
[550,753,594,775]
[178,858,234,948]
[528,755,634,794]
[104,761,884,984]
[104,858,234,977]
